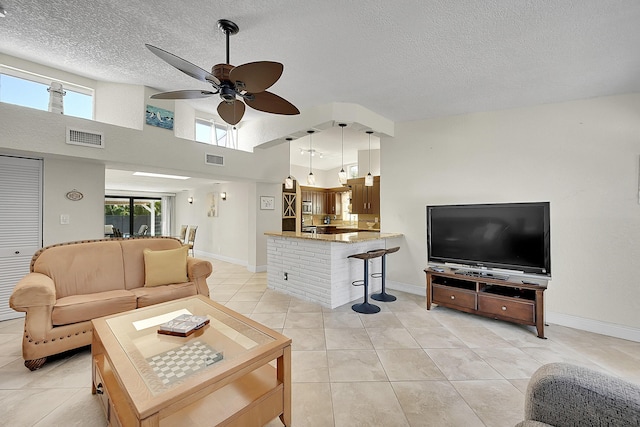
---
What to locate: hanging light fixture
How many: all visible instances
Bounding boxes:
[307,130,316,185]
[338,123,348,185]
[365,130,374,187]
[284,137,294,189]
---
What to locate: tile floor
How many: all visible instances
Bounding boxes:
[1,257,639,426]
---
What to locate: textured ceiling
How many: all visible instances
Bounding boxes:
[2,0,640,185]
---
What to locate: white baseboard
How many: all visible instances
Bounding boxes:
[194,251,267,273]
[388,280,640,343]
[387,281,425,296]
[546,311,640,343]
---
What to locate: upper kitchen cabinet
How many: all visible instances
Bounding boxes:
[300,187,347,216]
[348,176,380,215]
[325,189,344,216]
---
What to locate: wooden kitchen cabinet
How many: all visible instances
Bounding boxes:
[301,187,326,215]
[300,187,347,216]
[326,190,344,215]
[347,176,380,214]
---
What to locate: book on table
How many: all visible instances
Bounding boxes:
[158,314,210,337]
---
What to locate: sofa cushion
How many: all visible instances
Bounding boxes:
[52,290,137,326]
[131,282,197,308]
[121,238,182,290]
[143,245,188,287]
[33,240,125,299]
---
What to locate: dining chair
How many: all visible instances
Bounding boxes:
[187,226,198,256]
[179,224,188,243]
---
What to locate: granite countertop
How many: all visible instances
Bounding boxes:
[311,224,379,231]
[264,231,402,243]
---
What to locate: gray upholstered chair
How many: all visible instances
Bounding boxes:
[517,363,640,427]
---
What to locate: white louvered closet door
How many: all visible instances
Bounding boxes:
[0,155,43,321]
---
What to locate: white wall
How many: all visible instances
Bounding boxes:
[95,82,144,130]
[43,158,105,245]
[357,148,380,177]
[382,93,640,338]
[174,180,281,271]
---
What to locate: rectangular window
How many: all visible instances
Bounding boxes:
[195,118,213,144]
[105,196,163,237]
[0,67,94,119]
[195,118,233,148]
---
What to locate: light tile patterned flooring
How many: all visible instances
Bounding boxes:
[1,257,639,426]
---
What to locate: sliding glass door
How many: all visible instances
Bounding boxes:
[105,196,164,237]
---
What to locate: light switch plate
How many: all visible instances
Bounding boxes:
[60,214,70,225]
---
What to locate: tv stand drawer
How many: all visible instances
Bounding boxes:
[432,285,476,310]
[477,294,534,323]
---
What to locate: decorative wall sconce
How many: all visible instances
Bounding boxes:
[221,192,227,200]
[187,196,193,204]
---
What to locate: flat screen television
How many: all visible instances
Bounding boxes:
[426,202,551,277]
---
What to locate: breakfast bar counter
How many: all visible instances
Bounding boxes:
[265,231,403,308]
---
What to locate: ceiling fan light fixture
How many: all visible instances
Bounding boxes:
[365,130,374,187]
[145,18,298,127]
[338,123,348,185]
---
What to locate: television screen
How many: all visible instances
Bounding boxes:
[427,202,551,276]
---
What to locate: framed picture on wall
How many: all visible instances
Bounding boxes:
[260,196,275,210]
[145,105,174,130]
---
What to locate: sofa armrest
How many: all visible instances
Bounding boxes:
[186,257,213,296]
[9,273,56,311]
[524,363,640,427]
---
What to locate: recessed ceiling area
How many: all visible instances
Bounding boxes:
[289,126,380,171]
[105,169,226,194]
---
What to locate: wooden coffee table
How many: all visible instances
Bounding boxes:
[91,295,291,426]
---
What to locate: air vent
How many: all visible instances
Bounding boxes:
[205,153,224,166]
[66,127,104,148]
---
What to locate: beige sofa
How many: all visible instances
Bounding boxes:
[9,237,212,370]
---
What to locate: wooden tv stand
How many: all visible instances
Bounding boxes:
[425,268,547,338]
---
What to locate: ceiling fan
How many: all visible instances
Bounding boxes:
[145,19,299,126]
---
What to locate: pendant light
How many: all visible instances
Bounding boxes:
[284,137,294,189]
[307,130,316,185]
[365,130,374,187]
[337,123,348,185]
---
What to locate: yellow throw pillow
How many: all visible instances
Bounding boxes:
[143,246,188,287]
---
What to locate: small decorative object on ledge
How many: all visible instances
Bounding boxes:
[65,189,83,201]
[260,196,275,210]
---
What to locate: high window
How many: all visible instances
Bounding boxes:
[0,67,94,119]
[195,118,237,149]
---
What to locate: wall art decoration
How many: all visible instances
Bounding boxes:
[146,105,174,130]
[260,196,275,210]
[207,192,218,217]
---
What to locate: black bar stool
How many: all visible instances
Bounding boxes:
[370,246,400,302]
[348,249,386,314]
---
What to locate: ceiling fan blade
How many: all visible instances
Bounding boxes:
[150,90,217,100]
[245,91,300,115]
[145,44,221,86]
[229,61,283,93]
[217,100,246,125]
